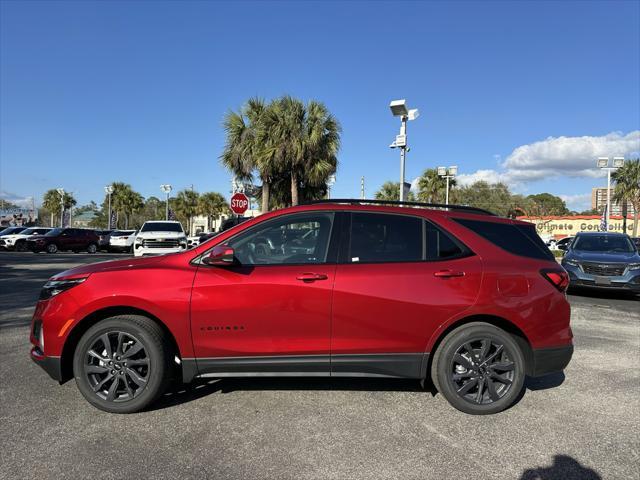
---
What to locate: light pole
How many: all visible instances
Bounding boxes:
[56,188,65,227]
[389,99,419,201]
[104,185,114,229]
[597,157,624,230]
[327,175,336,199]
[437,166,458,205]
[160,184,172,220]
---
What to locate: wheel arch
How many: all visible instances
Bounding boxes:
[59,306,181,383]
[425,314,534,378]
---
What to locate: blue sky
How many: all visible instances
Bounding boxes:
[1,0,639,212]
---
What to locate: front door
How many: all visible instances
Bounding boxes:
[330,212,483,378]
[190,211,339,376]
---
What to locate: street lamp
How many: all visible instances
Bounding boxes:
[389,99,419,201]
[160,184,172,220]
[56,188,65,227]
[597,157,625,230]
[327,174,336,199]
[437,166,458,205]
[104,185,114,229]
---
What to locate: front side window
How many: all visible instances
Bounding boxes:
[228,212,335,265]
[349,213,423,263]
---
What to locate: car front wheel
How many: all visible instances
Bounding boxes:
[431,322,525,415]
[72,315,172,413]
[46,243,58,254]
[87,243,97,254]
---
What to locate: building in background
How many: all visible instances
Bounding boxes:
[518,215,636,240]
[189,209,260,236]
[71,211,98,228]
[591,187,636,216]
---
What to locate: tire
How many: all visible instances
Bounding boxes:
[15,241,27,252]
[46,243,58,254]
[87,243,98,254]
[72,315,172,413]
[431,322,525,415]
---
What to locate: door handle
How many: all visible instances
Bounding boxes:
[296,273,328,282]
[434,270,465,278]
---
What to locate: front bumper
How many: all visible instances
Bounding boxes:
[30,346,63,382]
[562,263,640,291]
[134,246,185,257]
[530,345,573,377]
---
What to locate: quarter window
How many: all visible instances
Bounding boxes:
[228,213,335,265]
[425,222,465,259]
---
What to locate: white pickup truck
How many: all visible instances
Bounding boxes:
[133,221,187,257]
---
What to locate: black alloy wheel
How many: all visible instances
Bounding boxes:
[73,315,172,413]
[431,322,525,415]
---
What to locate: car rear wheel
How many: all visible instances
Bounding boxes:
[87,243,97,254]
[46,243,58,254]
[431,322,525,415]
[73,315,172,413]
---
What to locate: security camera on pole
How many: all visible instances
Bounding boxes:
[160,184,172,220]
[104,185,114,229]
[437,166,458,205]
[596,157,625,230]
[389,99,419,201]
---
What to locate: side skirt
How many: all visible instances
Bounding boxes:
[181,353,428,382]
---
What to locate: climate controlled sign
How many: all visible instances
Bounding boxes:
[230,192,249,215]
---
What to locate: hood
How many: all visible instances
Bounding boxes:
[136,230,185,238]
[52,255,165,280]
[569,250,640,263]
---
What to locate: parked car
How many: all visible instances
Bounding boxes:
[561,232,640,292]
[108,230,136,253]
[198,231,219,243]
[632,237,640,249]
[0,227,52,251]
[187,235,201,249]
[95,230,115,251]
[219,216,250,232]
[26,228,100,254]
[133,221,187,257]
[0,226,28,241]
[30,200,572,415]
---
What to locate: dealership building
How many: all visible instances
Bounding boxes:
[517,215,637,240]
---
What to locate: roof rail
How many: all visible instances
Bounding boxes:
[302,199,496,216]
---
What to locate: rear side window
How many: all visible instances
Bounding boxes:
[453,218,554,261]
[349,213,423,263]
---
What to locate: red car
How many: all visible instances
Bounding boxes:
[30,200,572,415]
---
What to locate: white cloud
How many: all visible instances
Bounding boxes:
[559,193,592,212]
[0,190,35,208]
[459,131,640,188]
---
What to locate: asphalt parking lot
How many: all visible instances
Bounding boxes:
[1,252,638,480]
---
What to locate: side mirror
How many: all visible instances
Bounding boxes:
[203,244,235,266]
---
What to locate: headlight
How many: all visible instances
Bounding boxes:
[563,258,580,267]
[39,278,87,300]
[5,238,13,244]
[629,263,640,271]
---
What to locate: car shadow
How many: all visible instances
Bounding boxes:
[520,454,601,479]
[150,373,565,412]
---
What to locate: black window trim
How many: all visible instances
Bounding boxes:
[340,211,474,266]
[195,211,342,268]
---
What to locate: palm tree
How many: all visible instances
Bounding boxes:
[221,98,278,213]
[197,192,230,232]
[42,189,76,227]
[417,168,455,203]
[612,159,640,237]
[173,189,200,234]
[121,191,144,229]
[374,181,415,202]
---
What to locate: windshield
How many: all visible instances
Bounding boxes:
[45,228,63,237]
[111,230,136,237]
[572,235,635,253]
[140,223,183,233]
[0,227,26,236]
[20,228,38,235]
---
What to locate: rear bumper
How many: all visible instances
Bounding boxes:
[30,347,63,382]
[530,345,573,377]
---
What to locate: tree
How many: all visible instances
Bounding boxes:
[374,181,415,202]
[172,189,199,233]
[416,168,456,203]
[451,181,513,216]
[197,192,230,231]
[221,98,277,213]
[106,182,144,229]
[526,193,569,216]
[612,159,640,237]
[41,189,76,227]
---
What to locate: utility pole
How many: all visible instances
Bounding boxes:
[360,176,365,199]
[56,188,65,227]
[389,100,419,202]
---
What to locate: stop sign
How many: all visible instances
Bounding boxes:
[230,192,249,215]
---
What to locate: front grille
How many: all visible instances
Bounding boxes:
[142,238,180,248]
[581,262,626,277]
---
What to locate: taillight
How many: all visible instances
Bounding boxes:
[540,268,569,292]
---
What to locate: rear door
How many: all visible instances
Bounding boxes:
[330,212,483,378]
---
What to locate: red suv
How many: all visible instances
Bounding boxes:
[30,200,572,415]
